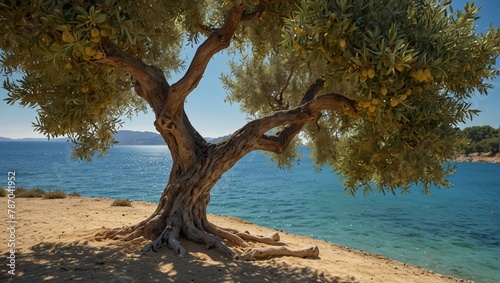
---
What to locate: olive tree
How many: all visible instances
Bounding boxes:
[1,0,498,259]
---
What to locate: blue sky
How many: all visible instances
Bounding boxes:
[1,0,499,139]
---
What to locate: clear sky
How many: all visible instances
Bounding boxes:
[1,0,499,139]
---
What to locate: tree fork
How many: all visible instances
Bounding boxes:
[94,2,359,262]
[98,79,357,260]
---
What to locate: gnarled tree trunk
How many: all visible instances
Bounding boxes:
[98,3,355,260]
[104,138,321,260]
[102,82,353,260]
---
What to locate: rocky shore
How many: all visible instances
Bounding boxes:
[453,153,500,163]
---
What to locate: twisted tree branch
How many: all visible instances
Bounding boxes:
[165,4,244,114]
[98,38,169,115]
[253,93,355,153]
[216,78,355,161]
[262,78,325,148]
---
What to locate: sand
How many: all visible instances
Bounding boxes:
[0,197,469,283]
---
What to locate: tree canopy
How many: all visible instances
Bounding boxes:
[460,125,499,154]
[1,0,499,195]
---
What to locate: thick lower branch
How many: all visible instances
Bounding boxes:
[217,78,354,158]
[223,93,355,155]
[98,39,168,114]
[254,93,356,153]
[252,79,326,153]
[253,123,303,154]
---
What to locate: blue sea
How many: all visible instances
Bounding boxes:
[0,141,498,282]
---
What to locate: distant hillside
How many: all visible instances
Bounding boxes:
[205,135,230,143]
[114,130,229,145]
[0,136,65,142]
[0,131,229,145]
[114,130,164,145]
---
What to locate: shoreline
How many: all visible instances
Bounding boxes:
[453,153,500,163]
[0,197,469,282]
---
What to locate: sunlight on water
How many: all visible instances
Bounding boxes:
[0,142,498,282]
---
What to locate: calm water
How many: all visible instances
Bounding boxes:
[0,141,498,282]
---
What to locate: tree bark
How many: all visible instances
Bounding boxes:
[98,3,356,260]
[102,89,355,260]
[103,138,322,260]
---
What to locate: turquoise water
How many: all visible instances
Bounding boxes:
[0,141,498,282]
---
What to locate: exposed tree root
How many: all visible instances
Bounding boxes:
[236,231,280,245]
[99,217,320,261]
[99,216,159,241]
[141,224,185,256]
[203,222,249,247]
[239,246,320,261]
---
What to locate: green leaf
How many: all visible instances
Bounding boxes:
[96,14,107,24]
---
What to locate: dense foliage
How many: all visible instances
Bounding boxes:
[223,0,500,193]
[460,125,499,155]
[1,0,499,194]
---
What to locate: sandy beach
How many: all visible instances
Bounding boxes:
[1,197,468,283]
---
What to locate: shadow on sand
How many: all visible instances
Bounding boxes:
[3,238,357,283]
